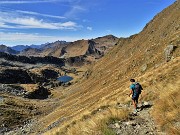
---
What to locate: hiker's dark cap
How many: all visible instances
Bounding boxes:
[130,79,135,82]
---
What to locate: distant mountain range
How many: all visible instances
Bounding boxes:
[11,45,40,51]
[0,35,118,64]
[10,41,67,51]
[0,45,19,54]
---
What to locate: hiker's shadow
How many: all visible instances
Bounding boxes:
[138,103,152,111]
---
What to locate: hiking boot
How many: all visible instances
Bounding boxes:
[137,108,142,112]
[133,109,138,113]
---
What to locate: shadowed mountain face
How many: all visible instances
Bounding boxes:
[0,52,65,66]
[0,45,19,54]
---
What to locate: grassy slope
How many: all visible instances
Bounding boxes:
[37,1,180,134]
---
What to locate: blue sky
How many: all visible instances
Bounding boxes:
[0,0,176,46]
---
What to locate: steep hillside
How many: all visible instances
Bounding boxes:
[0,45,19,54]
[92,35,119,53]
[20,48,42,56]
[60,40,100,58]
[36,1,179,135]
[41,41,68,57]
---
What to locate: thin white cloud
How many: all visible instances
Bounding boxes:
[63,0,98,19]
[0,0,58,4]
[64,5,87,18]
[87,26,92,31]
[0,32,86,46]
[16,10,66,19]
[0,22,16,28]
[0,11,78,30]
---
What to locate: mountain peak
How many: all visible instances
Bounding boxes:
[0,45,18,54]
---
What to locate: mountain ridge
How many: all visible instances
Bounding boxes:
[19,35,118,59]
[1,35,119,66]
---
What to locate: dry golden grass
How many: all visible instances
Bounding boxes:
[133,57,180,135]
[41,57,179,135]
[50,107,129,135]
[29,65,63,75]
[20,84,38,92]
[152,82,180,135]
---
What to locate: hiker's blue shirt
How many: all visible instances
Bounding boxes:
[130,84,135,90]
[130,83,138,96]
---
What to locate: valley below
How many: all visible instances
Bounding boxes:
[0,35,118,134]
[0,1,180,135]
[0,53,87,134]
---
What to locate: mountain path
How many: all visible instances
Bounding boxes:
[109,102,166,135]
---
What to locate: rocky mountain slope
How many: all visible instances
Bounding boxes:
[27,1,179,135]
[19,41,68,57]
[60,35,118,58]
[1,35,118,66]
[0,45,19,54]
[92,35,118,54]
[19,35,118,60]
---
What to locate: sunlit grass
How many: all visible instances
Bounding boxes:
[152,82,180,135]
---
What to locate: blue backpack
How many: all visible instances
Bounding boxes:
[133,83,143,95]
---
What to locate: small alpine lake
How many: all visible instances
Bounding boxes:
[57,75,73,83]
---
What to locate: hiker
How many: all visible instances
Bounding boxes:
[129,79,143,113]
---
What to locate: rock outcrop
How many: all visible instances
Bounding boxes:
[41,69,59,80]
[24,86,51,99]
[164,45,177,62]
[0,69,33,84]
[65,55,86,66]
[0,52,65,66]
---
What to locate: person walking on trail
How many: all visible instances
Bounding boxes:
[129,79,143,113]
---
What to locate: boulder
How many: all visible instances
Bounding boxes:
[141,64,148,72]
[164,45,176,62]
